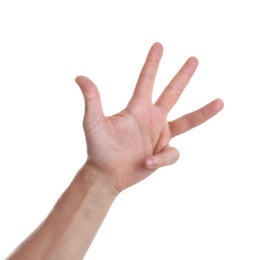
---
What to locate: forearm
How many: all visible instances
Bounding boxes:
[7,162,118,260]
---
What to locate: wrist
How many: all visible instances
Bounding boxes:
[74,160,121,198]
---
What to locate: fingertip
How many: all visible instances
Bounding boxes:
[145,158,158,169]
[75,75,89,86]
[75,75,82,82]
[210,98,224,115]
[187,56,199,68]
[75,76,94,90]
[145,147,180,169]
[75,76,85,91]
[181,56,199,78]
[75,76,104,122]
[153,41,163,48]
[75,75,83,82]
[215,98,224,110]
[152,42,163,54]
[189,56,198,62]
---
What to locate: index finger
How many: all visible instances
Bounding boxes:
[131,42,163,100]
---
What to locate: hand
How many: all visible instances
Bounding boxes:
[75,42,224,192]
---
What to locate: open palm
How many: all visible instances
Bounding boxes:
[76,43,223,192]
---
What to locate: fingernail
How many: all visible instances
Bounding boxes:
[146,158,155,168]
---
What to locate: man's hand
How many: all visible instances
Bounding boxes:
[75,42,224,193]
[6,43,224,260]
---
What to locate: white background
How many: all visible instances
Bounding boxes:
[0,0,257,259]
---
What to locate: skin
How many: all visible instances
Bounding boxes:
[6,42,224,260]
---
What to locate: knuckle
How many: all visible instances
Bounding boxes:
[166,84,183,98]
[146,57,159,65]
[179,68,191,79]
[173,86,183,98]
[183,116,195,130]
[174,149,180,160]
[139,72,155,81]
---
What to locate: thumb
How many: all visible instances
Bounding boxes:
[145,146,180,169]
[75,76,104,125]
